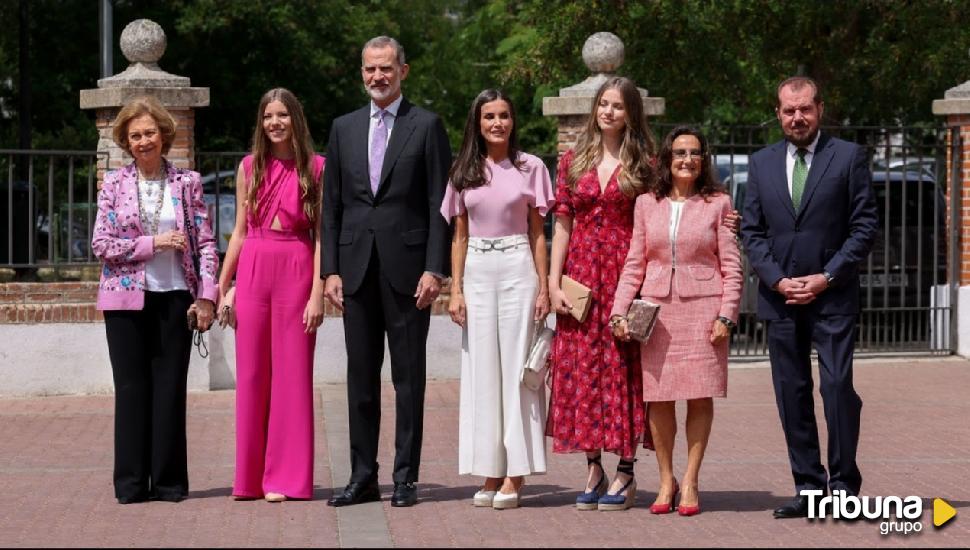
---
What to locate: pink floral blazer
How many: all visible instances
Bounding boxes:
[92,160,220,310]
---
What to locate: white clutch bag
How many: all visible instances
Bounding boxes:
[521,322,554,391]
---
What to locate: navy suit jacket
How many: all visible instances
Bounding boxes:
[321,98,452,296]
[741,133,879,320]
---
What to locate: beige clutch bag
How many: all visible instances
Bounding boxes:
[626,299,660,343]
[561,275,592,323]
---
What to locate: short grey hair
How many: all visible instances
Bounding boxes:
[361,36,406,67]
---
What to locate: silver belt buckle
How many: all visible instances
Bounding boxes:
[473,237,522,252]
[491,238,513,252]
[470,239,493,252]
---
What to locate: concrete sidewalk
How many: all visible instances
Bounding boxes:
[0,358,967,547]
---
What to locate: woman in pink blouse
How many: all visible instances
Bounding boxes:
[611,126,743,516]
[218,88,325,502]
[441,89,553,510]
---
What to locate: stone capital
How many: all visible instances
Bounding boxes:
[543,95,665,117]
[80,18,209,109]
[543,32,665,120]
[80,87,209,110]
[933,80,970,116]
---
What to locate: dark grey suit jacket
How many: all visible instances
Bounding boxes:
[321,98,451,295]
[741,133,879,320]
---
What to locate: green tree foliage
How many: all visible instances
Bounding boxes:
[0,0,968,154]
[0,1,100,149]
[497,0,970,128]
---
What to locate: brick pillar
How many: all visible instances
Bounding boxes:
[933,81,970,354]
[542,32,664,158]
[80,19,208,189]
[555,115,587,155]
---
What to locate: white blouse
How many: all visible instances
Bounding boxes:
[668,199,685,267]
[139,179,188,292]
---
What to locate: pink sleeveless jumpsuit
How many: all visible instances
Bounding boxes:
[232,154,324,499]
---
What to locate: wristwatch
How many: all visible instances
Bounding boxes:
[717,316,736,330]
[823,271,835,285]
[609,315,625,328]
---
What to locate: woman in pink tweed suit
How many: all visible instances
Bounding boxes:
[611,126,742,516]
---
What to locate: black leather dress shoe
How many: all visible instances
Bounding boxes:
[391,482,417,507]
[773,495,811,518]
[327,480,381,507]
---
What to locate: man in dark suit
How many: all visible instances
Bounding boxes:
[741,76,879,518]
[322,36,451,508]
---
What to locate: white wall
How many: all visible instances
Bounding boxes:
[0,318,463,397]
[958,286,970,357]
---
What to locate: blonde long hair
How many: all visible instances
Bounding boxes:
[247,88,319,222]
[567,77,656,197]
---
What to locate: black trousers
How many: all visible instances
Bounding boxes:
[343,247,429,484]
[104,290,193,502]
[767,310,863,495]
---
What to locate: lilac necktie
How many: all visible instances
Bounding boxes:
[369,109,388,195]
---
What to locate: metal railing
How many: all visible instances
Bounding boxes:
[656,125,951,358]
[3,124,954,358]
[0,150,105,268]
[195,152,246,253]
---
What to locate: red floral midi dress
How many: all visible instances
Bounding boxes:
[546,150,647,457]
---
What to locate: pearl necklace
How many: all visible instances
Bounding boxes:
[137,174,167,236]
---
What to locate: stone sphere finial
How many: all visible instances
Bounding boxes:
[582,32,624,74]
[120,19,167,65]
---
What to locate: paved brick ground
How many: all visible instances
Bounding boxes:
[0,358,967,547]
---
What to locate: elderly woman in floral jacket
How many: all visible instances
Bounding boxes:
[92,95,219,504]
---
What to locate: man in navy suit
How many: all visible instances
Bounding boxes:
[322,36,451,508]
[741,77,878,518]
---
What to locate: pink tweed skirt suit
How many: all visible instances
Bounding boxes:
[612,192,743,401]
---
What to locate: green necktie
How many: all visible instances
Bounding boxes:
[792,148,808,210]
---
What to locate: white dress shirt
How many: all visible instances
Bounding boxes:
[365,94,442,282]
[785,131,820,197]
[139,179,188,292]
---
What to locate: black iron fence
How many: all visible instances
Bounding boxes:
[0,150,104,267]
[195,152,246,253]
[1,124,955,357]
[656,125,952,358]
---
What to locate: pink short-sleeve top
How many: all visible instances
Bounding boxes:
[439,152,554,238]
[242,153,325,232]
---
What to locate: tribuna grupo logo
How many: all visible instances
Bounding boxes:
[800,489,957,535]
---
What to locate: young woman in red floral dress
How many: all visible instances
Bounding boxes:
[547,77,655,511]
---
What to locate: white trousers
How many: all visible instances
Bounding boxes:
[458,234,547,477]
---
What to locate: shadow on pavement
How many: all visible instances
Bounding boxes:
[934,499,970,509]
[188,486,233,499]
[413,484,791,512]
[418,483,575,505]
[187,485,336,501]
[675,490,792,513]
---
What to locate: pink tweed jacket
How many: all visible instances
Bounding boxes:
[612,192,742,322]
[92,160,219,310]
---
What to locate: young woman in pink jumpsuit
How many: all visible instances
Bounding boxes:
[218,88,325,502]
